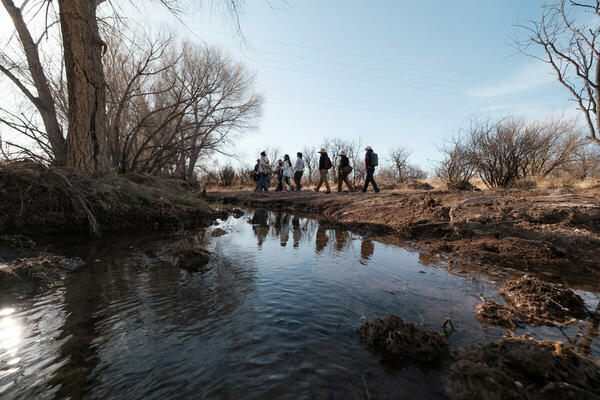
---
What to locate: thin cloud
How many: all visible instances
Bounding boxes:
[467,62,555,98]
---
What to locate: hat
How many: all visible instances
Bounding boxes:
[318,148,326,153]
[278,159,283,163]
[339,151,346,156]
[365,146,373,151]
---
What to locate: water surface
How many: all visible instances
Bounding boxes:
[1,209,598,399]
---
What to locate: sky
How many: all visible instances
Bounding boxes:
[0,1,582,171]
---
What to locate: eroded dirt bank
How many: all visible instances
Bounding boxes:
[0,163,221,236]
[207,188,600,291]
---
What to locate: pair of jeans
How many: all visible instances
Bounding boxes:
[315,169,331,192]
[258,172,269,192]
[293,171,303,190]
[282,174,293,191]
[363,167,379,192]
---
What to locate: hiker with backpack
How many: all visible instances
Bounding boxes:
[258,151,271,193]
[337,151,355,192]
[314,148,332,193]
[293,152,305,191]
[362,146,380,193]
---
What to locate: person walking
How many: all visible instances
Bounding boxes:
[293,152,305,191]
[253,159,260,191]
[337,151,354,192]
[258,151,271,192]
[282,154,294,192]
[362,146,380,193]
[275,159,284,192]
[314,148,332,193]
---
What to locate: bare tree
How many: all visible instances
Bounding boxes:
[388,146,412,183]
[518,0,600,147]
[302,145,317,183]
[435,135,477,185]
[0,0,66,165]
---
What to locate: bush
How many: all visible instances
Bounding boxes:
[217,165,236,187]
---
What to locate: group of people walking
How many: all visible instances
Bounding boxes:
[254,146,380,194]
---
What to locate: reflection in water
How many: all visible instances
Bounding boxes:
[315,226,329,253]
[360,239,374,265]
[1,209,598,399]
[335,230,349,252]
[0,308,21,358]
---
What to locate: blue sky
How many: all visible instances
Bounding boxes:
[1,1,578,171]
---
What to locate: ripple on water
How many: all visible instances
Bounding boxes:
[0,209,598,399]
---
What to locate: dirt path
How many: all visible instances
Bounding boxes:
[207,188,600,292]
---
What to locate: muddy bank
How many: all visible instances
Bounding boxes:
[207,189,600,291]
[0,163,222,236]
[359,315,450,368]
[447,335,600,400]
[0,255,84,298]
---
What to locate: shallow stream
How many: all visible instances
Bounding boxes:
[1,209,598,399]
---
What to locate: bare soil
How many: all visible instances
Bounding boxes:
[0,255,84,298]
[207,188,600,291]
[498,275,588,325]
[0,163,220,236]
[474,300,520,329]
[446,335,600,400]
[359,315,450,368]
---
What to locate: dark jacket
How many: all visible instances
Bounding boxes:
[339,155,350,168]
[319,152,328,170]
[365,150,373,169]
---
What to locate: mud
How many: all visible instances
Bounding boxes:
[474,300,520,329]
[0,255,84,297]
[134,237,212,272]
[207,189,600,291]
[211,228,228,237]
[0,164,219,236]
[446,335,600,400]
[498,276,588,326]
[359,315,450,368]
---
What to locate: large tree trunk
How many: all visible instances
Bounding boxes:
[1,0,67,165]
[58,0,109,171]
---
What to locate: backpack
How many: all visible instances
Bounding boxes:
[324,156,332,170]
[370,152,379,167]
[262,164,272,175]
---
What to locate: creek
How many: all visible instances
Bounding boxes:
[0,209,597,399]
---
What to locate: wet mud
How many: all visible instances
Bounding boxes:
[446,335,600,400]
[359,315,450,368]
[207,189,600,291]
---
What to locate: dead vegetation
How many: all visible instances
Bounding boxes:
[359,315,450,368]
[0,163,219,236]
[446,334,600,400]
[0,255,84,297]
[498,276,588,326]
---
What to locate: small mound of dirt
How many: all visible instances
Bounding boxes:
[0,256,84,295]
[359,315,449,368]
[447,181,479,191]
[405,180,434,190]
[231,208,245,218]
[0,235,36,250]
[211,228,228,237]
[499,276,587,325]
[143,239,212,272]
[446,335,600,400]
[474,300,520,329]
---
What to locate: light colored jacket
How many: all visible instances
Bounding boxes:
[294,158,305,172]
[282,160,293,177]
